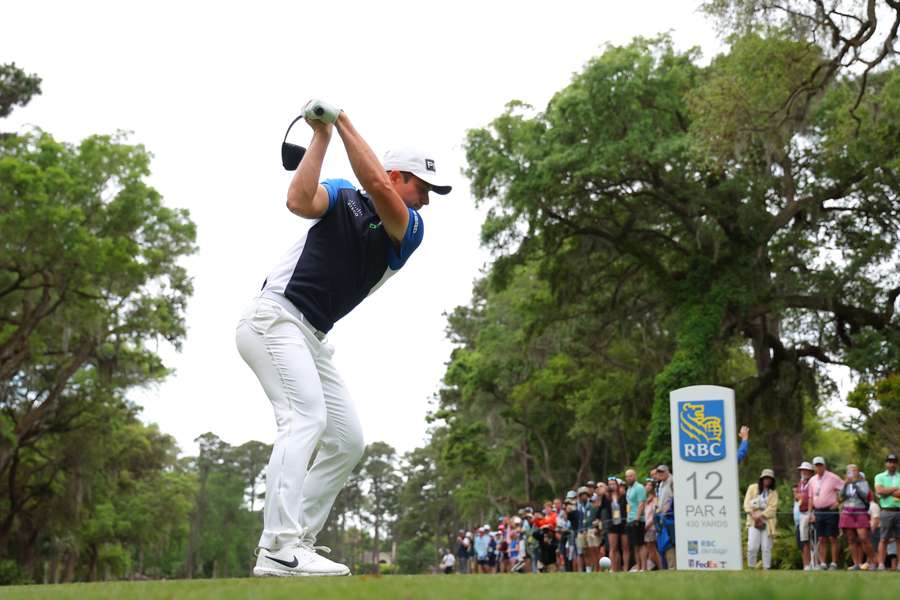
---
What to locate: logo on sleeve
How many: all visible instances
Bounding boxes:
[425,159,436,172]
[411,212,420,235]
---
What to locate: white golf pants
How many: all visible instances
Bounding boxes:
[747,527,773,569]
[235,294,364,551]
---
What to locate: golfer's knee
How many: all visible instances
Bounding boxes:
[345,425,364,464]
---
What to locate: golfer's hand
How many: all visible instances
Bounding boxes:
[305,118,333,136]
[303,99,342,124]
[739,426,749,441]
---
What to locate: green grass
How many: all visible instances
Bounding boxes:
[2,571,898,600]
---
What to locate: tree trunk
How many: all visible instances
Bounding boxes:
[574,438,594,488]
[522,438,533,503]
[62,550,77,583]
[87,543,98,582]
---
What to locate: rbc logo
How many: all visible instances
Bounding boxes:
[679,401,725,462]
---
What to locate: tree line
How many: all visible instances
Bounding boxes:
[3,0,900,580]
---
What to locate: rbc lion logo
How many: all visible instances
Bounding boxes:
[679,400,725,462]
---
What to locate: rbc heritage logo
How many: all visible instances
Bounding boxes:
[679,400,725,462]
[687,540,699,555]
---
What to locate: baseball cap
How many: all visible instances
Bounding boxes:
[812,456,826,465]
[657,464,670,473]
[759,469,775,480]
[797,461,814,471]
[887,453,898,462]
[565,490,577,500]
[383,147,452,195]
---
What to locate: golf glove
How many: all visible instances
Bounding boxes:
[303,99,341,124]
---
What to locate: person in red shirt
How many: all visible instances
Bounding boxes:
[807,456,845,569]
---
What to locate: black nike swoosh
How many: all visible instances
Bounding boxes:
[266,554,299,568]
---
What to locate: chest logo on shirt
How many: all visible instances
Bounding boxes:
[346,196,364,218]
[369,222,382,230]
[678,400,725,463]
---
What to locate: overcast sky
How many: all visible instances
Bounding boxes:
[3,1,737,456]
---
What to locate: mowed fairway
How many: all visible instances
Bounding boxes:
[2,571,898,600]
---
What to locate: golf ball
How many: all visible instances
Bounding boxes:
[598,556,612,571]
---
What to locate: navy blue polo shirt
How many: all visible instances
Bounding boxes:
[261,179,424,332]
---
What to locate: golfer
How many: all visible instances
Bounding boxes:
[237,99,451,576]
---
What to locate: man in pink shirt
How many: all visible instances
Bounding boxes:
[807,456,844,569]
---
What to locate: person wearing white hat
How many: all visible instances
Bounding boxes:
[793,461,815,569]
[474,527,491,573]
[807,456,844,570]
[744,469,779,569]
[239,99,451,577]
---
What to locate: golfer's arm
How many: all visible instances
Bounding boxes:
[335,112,408,242]
[286,128,331,218]
[875,483,890,496]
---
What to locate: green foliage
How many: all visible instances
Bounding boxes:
[847,374,900,476]
[460,29,900,480]
[0,559,30,585]
[0,63,41,119]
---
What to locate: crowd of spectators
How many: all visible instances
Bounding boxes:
[440,464,685,574]
[439,428,900,573]
[786,453,899,571]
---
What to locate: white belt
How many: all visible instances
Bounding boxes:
[259,291,327,341]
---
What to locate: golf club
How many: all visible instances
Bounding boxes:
[281,113,307,171]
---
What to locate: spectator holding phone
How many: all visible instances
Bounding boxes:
[840,464,876,570]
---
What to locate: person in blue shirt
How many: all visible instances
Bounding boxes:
[238,99,451,577]
[737,425,750,463]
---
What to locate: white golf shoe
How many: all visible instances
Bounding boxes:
[253,543,350,577]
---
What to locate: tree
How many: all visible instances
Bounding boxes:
[463,29,899,475]
[0,63,41,120]
[358,442,400,569]
[0,93,197,554]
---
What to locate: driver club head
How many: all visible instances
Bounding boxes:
[281,142,306,171]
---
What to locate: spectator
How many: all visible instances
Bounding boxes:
[744,468,778,569]
[840,464,876,570]
[807,456,843,570]
[642,478,661,570]
[794,461,815,570]
[509,529,525,572]
[606,477,626,571]
[572,486,594,572]
[655,464,676,569]
[497,526,509,573]
[488,530,499,572]
[440,548,455,574]
[624,468,646,572]
[534,524,558,572]
[556,504,573,571]
[737,425,750,463]
[874,452,900,571]
[474,527,490,573]
[588,484,608,571]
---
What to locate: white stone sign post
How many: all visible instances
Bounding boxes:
[669,385,743,570]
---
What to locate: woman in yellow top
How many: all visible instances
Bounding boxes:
[744,469,779,569]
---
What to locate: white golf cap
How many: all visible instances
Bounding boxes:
[383,147,452,195]
[812,456,826,465]
[798,461,814,471]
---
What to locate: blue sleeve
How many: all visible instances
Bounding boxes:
[319,178,355,215]
[388,208,424,270]
[737,439,748,463]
